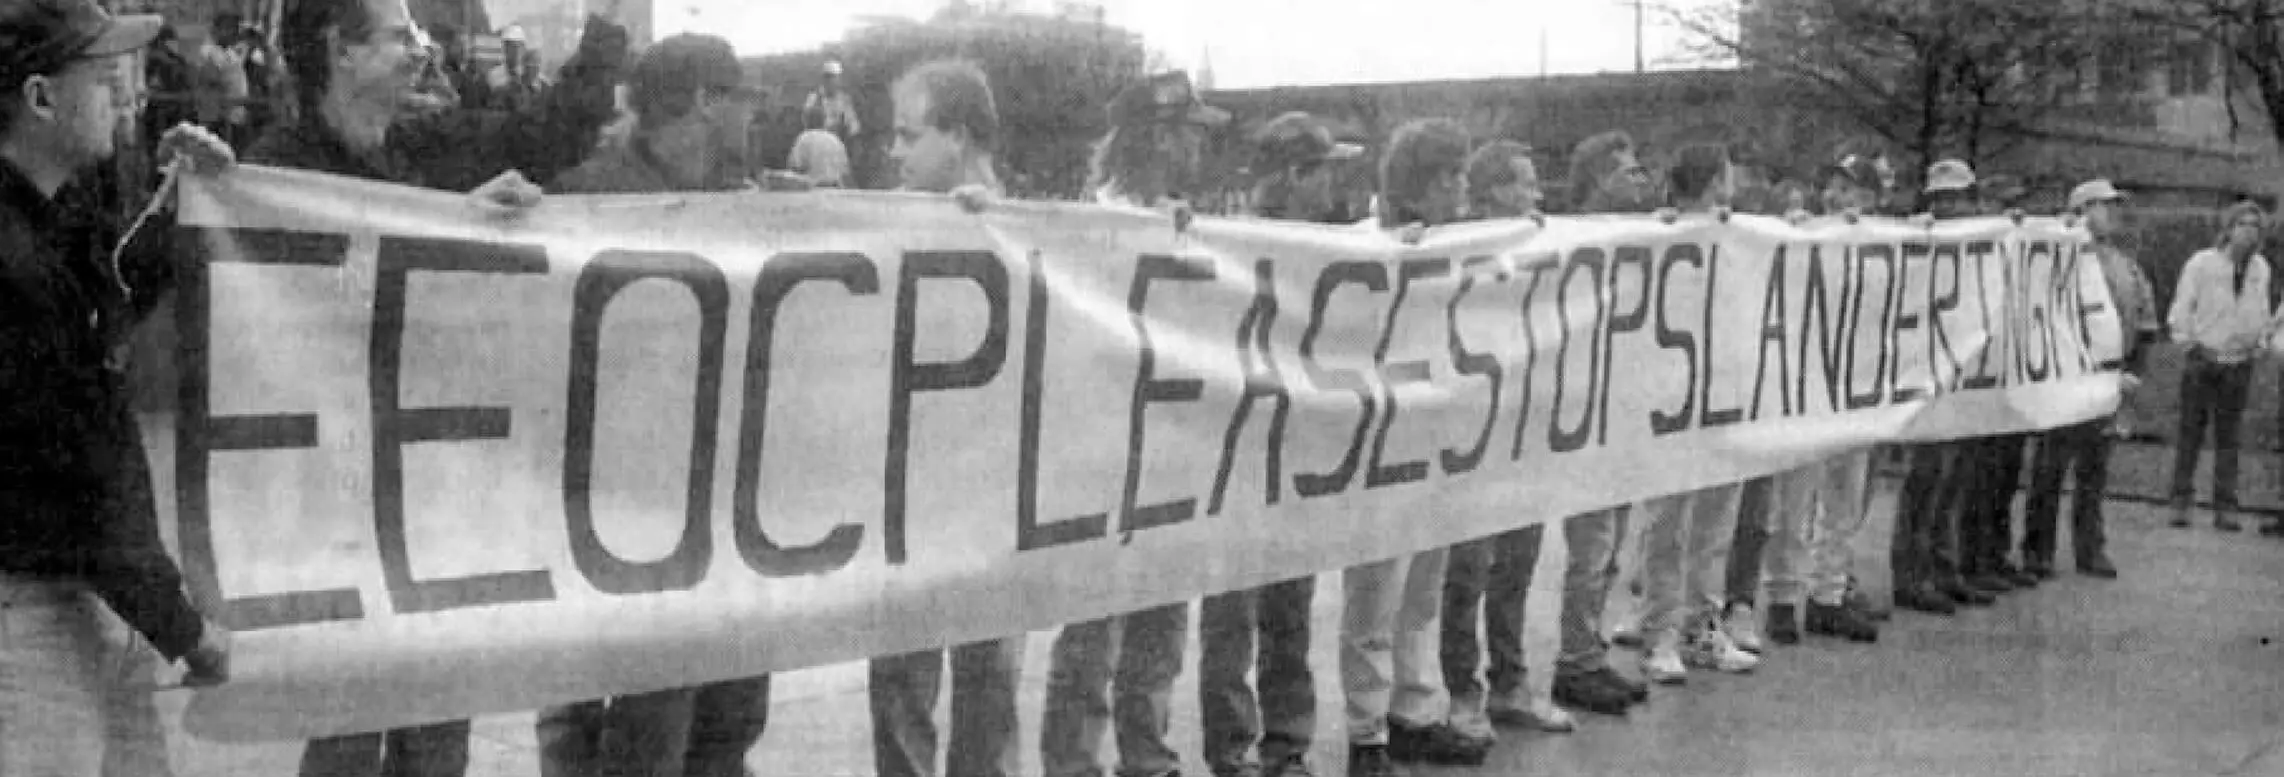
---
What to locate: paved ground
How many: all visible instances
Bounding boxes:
[165,440,2284,777]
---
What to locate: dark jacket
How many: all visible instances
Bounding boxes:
[554,136,748,195]
[0,160,204,660]
[246,15,627,190]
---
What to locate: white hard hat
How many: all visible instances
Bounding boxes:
[823,60,844,75]
[500,24,527,43]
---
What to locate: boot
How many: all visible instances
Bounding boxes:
[1806,600,1880,642]
[1767,602,1801,645]
[1895,583,1957,615]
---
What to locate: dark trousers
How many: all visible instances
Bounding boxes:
[1198,576,1317,770]
[1956,434,2028,576]
[538,676,772,777]
[1441,525,1543,703]
[1727,476,1773,606]
[1890,443,1962,591]
[2172,355,2253,508]
[300,721,470,777]
[2024,419,2112,567]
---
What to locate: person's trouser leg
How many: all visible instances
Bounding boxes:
[539,702,607,777]
[1341,557,1405,745]
[1556,507,1625,676]
[2173,359,2217,506]
[0,584,177,777]
[1389,548,1450,726]
[683,675,771,777]
[1197,589,1259,772]
[1890,444,1949,591]
[2023,424,2081,567]
[1950,438,1996,578]
[1483,526,1542,700]
[1682,483,1746,632]
[1253,577,1316,762]
[1110,603,1185,777]
[1044,618,1116,777]
[2212,362,2253,510]
[379,720,470,777]
[870,649,943,777]
[1439,537,1494,718]
[598,687,698,777]
[302,733,384,777]
[1923,444,1969,588]
[97,605,175,777]
[1726,477,1774,608]
[2072,426,2115,564]
[1809,450,1873,606]
[1762,465,1820,607]
[1637,492,1692,643]
[946,637,1025,777]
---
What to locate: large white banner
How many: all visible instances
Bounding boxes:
[150,166,2123,741]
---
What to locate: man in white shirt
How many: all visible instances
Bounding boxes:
[786,104,850,186]
[2165,200,2276,531]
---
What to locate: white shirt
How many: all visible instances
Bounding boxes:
[2167,247,2275,364]
[786,129,850,186]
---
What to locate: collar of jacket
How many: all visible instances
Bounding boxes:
[0,156,65,229]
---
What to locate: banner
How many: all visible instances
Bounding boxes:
[153,166,2123,741]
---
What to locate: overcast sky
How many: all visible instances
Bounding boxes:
[646,0,1722,89]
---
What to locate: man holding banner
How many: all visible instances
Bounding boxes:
[0,0,236,773]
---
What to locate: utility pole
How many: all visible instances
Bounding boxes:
[1633,0,1645,73]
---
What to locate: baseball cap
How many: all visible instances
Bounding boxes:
[2068,178,2128,210]
[0,0,161,86]
[1924,158,1976,193]
[1107,71,1229,130]
[630,33,747,103]
[1255,111,1364,170]
[499,24,526,43]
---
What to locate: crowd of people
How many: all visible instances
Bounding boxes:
[2,0,2275,776]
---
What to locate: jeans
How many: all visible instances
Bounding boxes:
[537,675,772,777]
[1340,548,1449,743]
[1726,476,1775,607]
[1554,507,1628,676]
[2171,355,2252,508]
[1441,526,1541,720]
[1041,603,1186,777]
[870,638,1026,777]
[1198,577,1316,770]
[1638,483,1745,640]
[1958,435,2028,576]
[2024,419,2113,567]
[1890,443,1963,591]
[0,577,173,777]
[301,722,470,777]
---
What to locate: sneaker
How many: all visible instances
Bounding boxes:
[1386,720,1490,766]
[1685,628,1760,673]
[1643,633,1688,684]
[1551,671,1634,715]
[1261,753,1313,777]
[1721,603,1764,654]
[1610,621,1645,649]
[1805,600,1879,642]
[1766,603,1801,645]
[1346,744,1404,777]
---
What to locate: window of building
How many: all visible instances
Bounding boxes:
[2170,40,2213,96]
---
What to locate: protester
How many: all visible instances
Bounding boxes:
[787,103,852,186]
[260,0,627,773]
[1039,70,1227,777]
[1195,110,1356,777]
[0,1,238,773]
[805,59,862,140]
[1438,139,1579,735]
[2166,199,2276,532]
[866,60,1027,777]
[1333,118,1487,777]
[1539,133,1653,717]
[193,12,251,147]
[2021,180,2149,577]
[143,24,196,151]
[469,24,544,113]
[534,33,776,777]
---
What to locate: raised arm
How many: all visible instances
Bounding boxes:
[394,15,630,191]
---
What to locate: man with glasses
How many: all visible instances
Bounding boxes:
[0,1,239,774]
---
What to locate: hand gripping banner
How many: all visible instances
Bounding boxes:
[149,166,2124,741]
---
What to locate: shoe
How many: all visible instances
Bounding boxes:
[1767,603,1801,645]
[1684,628,1760,674]
[1262,753,1313,777]
[1643,632,1688,684]
[2216,513,2244,532]
[1346,745,1404,777]
[1386,720,1490,766]
[1895,584,1957,615]
[1805,600,1880,642]
[1843,576,1891,621]
[2263,521,2284,538]
[1610,622,1644,649]
[2022,559,2056,580]
[1551,670,1634,715]
[1938,581,1996,607]
[1721,602,1765,654]
[2077,555,2118,579]
[1996,563,2039,588]
[1489,696,1576,732]
[1966,574,2015,594]
[2171,507,2192,528]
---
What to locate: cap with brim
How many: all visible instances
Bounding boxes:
[1255,111,1363,169]
[0,0,161,85]
[2068,179,2128,210]
[1923,158,1976,193]
[1108,71,1230,130]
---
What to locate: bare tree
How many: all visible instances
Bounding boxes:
[2118,0,2284,152]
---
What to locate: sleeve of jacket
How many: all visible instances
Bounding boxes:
[2168,252,2200,345]
[90,472,208,661]
[115,206,181,323]
[396,15,630,191]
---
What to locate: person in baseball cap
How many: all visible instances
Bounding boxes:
[0,0,162,87]
[1083,70,1226,206]
[2068,178,2128,211]
[1248,111,1363,222]
[1923,157,1979,218]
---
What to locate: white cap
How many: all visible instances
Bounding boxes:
[2068,179,2128,210]
[1923,158,1975,193]
[823,60,843,75]
[500,24,526,43]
